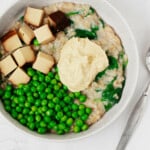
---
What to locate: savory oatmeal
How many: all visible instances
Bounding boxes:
[0,2,128,134]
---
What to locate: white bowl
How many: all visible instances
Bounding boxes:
[0,0,139,141]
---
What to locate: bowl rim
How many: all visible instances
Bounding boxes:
[0,0,139,142]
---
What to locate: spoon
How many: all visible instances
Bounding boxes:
[116,48,150,150]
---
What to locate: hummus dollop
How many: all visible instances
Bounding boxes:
[58,37,109,92]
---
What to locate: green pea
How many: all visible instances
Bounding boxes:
[63,106,69,112]
[45,87,51,93]
[54,85,60,91]
[41,106,48,112]
[40,121,47,128]
[66,118,73,126]
[23,108,30,114]
[4,91,11,99]
[56,112,63,119]
[17,114,23,120]
[73,126,80,133]
[51,79,57,85]
[55,104,61,111]
[57,130,64,135]
[16,106,22,112]
[45,76,51,83]
[58,123,66,130]
[33,38,40,46]
[74,92,81,98]
[81,124,89,131]
[38,127,47,134]
[41,100,47,106]
[32,75,38,81]
[48,121,56,129]
[18,96,25,103]
[63,85,68,91]
[79,95,87,103]
[31,106,37,112]
[47,93,54,100]
[27,96,34,103]
[27,116,34,122]
[27,68,35,77]
[28,122,35,130]
[79,104,86,110]
[23,85,30,92]
[3,99,11,106]
[24,102,31,108]
[40,93,47,99]
[5,84,12,91]
[48,72,54,78]
[33,92,39,98]
[44,116,51,123]
[11,110,18,118]
[53,97,59,103]
[20,118,26,125]
[81,114,89,121]
[38,74,45,82]
[5,105,11,112]
[72,103,78,111]
[72,112,78,119]
[78,110,85,116]
[75,119,83,127]
[46,109,53,116]
[66,112,72,117]
[35,100,41,106]
[61,115,67,122]
[64,96,71,103]
[35,115,42,122]
[55,74,60,80]
[68,93,75,99]
[37,84,45,92]
[31,86,36,93]
[48,102,55,108]
[86,107,92,114]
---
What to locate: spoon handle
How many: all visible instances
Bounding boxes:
[116,82,150,150]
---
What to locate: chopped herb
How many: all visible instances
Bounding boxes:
[19,16,24,22]
[66,11,81,16]
[123,59,128,69]
[99,18,105,28]
[108,56,118,69]
[95,89,102,92]
[119,51,128,69]
[85,7,95,17]
[75,29,97,39]
[91,25,99,32]
[101,77,124,111]
[95,69,107,81]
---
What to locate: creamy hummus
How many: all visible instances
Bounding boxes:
[58,37,109,92]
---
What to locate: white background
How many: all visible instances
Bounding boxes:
[0,0,150,150]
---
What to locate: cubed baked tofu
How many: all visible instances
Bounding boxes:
[1,30,22,52]
[8,67,30,85]
[19,24,35,45]
[13,46,35,67]
[48,11,71,33]
[34,24,55,44]
[33,51,54,74]
[0,55,17,76]
[24,7,44,27]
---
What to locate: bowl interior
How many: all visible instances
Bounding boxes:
[0,0,139,141]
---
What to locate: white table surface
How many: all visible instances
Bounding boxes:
[1,0,150,150]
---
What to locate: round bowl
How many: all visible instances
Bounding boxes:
[0,0,139,141]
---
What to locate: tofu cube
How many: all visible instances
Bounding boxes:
[8,67,30,85]
[33,51,54,74]
[24,7,44,27]
[1,30,22,52]
[19,24,35,45]
[34,24,55,44]
[13,46,35,67]
[0,55,17,76]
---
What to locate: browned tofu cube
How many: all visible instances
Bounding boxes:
[24,7,44,27]
[33,51,54,74]
[0,55,17,76]
[34,24,55,44]
[13,46,35,67]
[19,24,35,45]
[48,11,71,33]
[1,30,22,52]
[8,67,30,85]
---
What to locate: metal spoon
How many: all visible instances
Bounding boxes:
[116,48,150,150]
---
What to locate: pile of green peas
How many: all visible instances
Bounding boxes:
[0,67,92,134]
